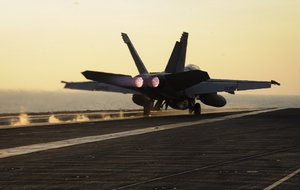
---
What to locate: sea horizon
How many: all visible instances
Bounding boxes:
[0,90,299,115]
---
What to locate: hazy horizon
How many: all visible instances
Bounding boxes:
[1,90,299,115]
[1,0,299,95]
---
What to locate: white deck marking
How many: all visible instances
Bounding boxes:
[0,108,280,159]
[263,167,300,190]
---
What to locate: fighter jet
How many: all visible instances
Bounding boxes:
[63,32,280,115]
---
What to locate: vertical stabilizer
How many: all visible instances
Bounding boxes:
[165,41,181,73]
[121,33,148,74]
[164,32,188,73]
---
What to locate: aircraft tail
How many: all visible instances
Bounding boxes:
[121,33,149,74]
[164,32,188,73]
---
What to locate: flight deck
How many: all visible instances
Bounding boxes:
[0,108,299,189]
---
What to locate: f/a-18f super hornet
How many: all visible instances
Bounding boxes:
[63,32,280,115]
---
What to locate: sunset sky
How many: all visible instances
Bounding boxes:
[0,0,299,95]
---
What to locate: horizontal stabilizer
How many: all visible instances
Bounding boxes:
[164,70,210,91]
[82,70,138,88]
[63,81,140,94]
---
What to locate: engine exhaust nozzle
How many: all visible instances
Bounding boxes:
[133,76,144,88]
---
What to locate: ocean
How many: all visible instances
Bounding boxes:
[0,90,299,114]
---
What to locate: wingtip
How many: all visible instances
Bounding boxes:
[271,80,280,86]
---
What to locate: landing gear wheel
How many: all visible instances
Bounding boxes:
[188,108,193,114]
[143,104,151,116]
[194,103,201,115]
[188,99,195,114]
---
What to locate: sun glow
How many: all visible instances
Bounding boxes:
[0,0,299,95]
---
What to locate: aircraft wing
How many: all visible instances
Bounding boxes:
[185,79,280,96]
[62,81,141,94]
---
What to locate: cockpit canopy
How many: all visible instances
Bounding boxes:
[184,64,201,71]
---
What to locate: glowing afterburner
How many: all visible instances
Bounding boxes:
[150,77,160,88]
[133,76,143,88]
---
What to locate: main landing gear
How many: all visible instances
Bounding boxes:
[189,103,201,115]
[193,103,201,115]
[143,104,152,116]
[142,99,201,116]
[143,99,165,116]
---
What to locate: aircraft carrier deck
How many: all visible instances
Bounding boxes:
[0,108,299,189]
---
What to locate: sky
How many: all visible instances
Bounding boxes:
[0,0,299,95]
